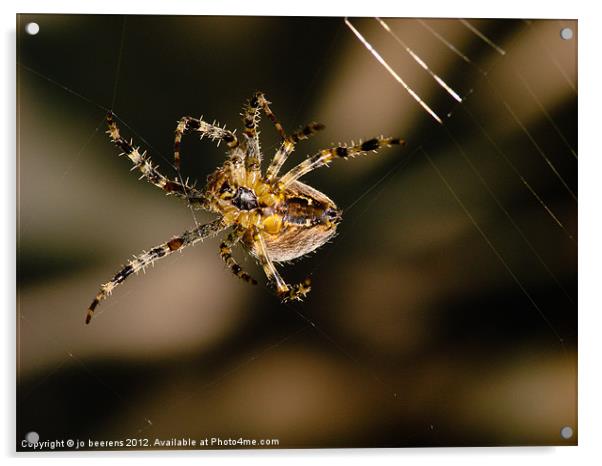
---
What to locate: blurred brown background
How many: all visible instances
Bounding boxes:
[17,15,577,449]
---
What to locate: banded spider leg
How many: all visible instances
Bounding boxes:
[86,218,227,324]
[107,113,206,205]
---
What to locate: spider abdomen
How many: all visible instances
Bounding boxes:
[243,180,342,262]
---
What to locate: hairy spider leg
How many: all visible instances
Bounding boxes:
[240,94,264,182]
[219,227,258,285]
[279,136,405,187]
[173,115,246,186]
[107,114,206,205]
[173,116,239,170]
[265,122,326,182]
[240,91,290,184]
[253,228,312,302]
[243,91,326,183]
[85,218,227,324]
[253,91,287,139]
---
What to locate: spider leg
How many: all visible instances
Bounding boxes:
[265,122,325,182]
[241,94,262,140]
[278,136,405,187]
[240,91,285,181]
[173,115,246,185]
[106,114,206,205]
[242,91,326,183]
[85,218,226,324]
[219,228,258,285]
[173,116,239,170]
[252,228,312,302]
[246,91,286,139]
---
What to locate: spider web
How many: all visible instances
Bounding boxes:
[16,15,577,448]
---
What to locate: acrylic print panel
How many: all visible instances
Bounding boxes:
[16,15,577,450]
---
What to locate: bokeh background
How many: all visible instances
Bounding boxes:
[17,15,577,449]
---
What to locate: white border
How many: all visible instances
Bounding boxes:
[8,0,583,18]
[4,1,600,465]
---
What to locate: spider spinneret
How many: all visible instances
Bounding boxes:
[86,91,404,324]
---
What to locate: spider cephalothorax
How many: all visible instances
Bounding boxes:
[86,92,403,323]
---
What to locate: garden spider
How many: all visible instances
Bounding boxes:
[86,92,404,324]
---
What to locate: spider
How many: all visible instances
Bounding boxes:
[86,92,404,324]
